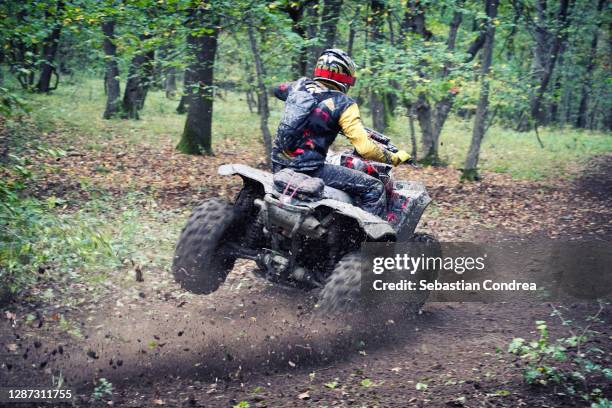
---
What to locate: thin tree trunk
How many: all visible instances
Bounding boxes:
[246,89,256,113]
[403,0,437,163]
[305,6,320,74]
[165,66,177,99]
[416,94,434,159]
[408,104,418,159]
[463,0,499,180]
[176,69,194,114]
[320,0,343,50]
[36,0,64,93]
[10,9,35,90]
[176,8,219,155]
[528,0,572,128]
[121,37,154,119]
[576,0,604,128]
[285,3,309,77]
[247,25,272,167]
[430,6,464,157]
[402,0,432,39]
[369,0,387,132]
[160,46,177,99]
[102,20,121,119]
[347,7,360,56]
[549,46,565,124]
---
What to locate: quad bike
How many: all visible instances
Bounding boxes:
[172,142,439,313]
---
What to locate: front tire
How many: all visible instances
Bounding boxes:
[317,233,440,314]
[172,198,240,294]
[318,252,362,313]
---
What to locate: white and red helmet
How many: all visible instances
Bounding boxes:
[313,48,357,93]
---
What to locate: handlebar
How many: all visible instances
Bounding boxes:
[364,127,399,153]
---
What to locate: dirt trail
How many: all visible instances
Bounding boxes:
[1,156,611,407]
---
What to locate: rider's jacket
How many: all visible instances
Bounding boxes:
[271,78,403,171]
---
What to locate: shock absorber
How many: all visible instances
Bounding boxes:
[324,227,340,275]
[245,212,265,249]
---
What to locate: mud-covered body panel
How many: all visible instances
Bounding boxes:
[218,163,430,241]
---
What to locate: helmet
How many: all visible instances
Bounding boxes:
[313,48,357,93]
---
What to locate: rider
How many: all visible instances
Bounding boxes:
[271,48,411,218]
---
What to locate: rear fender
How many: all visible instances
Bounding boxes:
[218,164,395,241]
[219,163,275,195]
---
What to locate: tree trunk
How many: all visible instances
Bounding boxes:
[527,0,572,129]
[176,8,219,155]
[576,0,605,128]
[101,20,121,119]
[159,46,177,99]
[463,0,499,180]
[36,0,64,93]
[430,7,464,159]
[369,0,388,131]
[402,0,432,40]
[165,66,177,99]
[347,7,360,56]
[176,69,194,114]
[402,0,438,163]
[320,0,343,50]
[285,3,309,77]
[247,24,273,167]
[415,94,435,160]
[305,6,320,74]
[121,37,154,119]
[407,104,418,159]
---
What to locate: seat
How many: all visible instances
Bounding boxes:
[273,168,325,201]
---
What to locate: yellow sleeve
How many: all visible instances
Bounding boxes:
[338,103,402,165]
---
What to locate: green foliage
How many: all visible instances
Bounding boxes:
[0,87,29,116]
[360,378,373,387]
[0,153,117,299]
[0,117,182,303]
[8,73,610,181]
[91,378,113,401]
[507,304,610,404]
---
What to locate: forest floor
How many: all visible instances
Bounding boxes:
[1,85,611,407]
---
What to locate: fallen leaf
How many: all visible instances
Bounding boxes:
[360,379,373,387]
[416,382,428,391]
[297,391,310,400]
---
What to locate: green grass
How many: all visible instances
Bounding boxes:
[10,75,612,180]
[387,116,612,181]
[23,75,284,148]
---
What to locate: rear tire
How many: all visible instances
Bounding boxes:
[172,198,239,294]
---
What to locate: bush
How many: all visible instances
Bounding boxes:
[0,153,116,303]
[507,303,611,405]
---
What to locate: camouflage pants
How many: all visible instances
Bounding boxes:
[274,163,386,218]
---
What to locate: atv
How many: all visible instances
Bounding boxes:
[172,147,438,312]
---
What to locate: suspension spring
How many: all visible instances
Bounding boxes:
[324,228,340,274]
[245,212,265,249]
